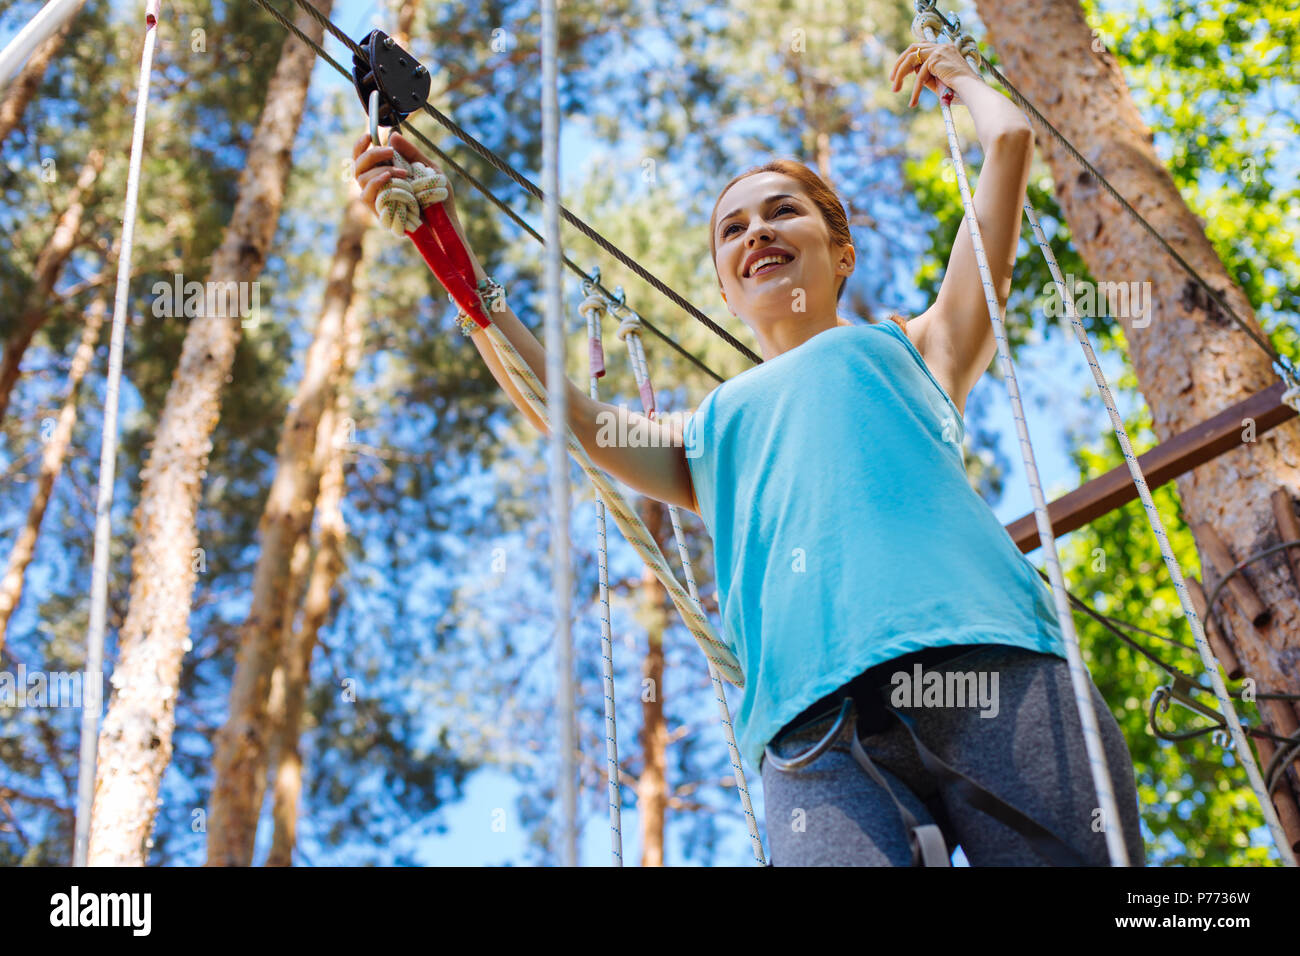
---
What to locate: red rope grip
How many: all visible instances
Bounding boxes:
[405,202,492,329]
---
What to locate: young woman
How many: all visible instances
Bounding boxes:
[351,41,1144,866]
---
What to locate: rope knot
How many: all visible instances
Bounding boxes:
[374,154,450,237]
[910,10,945,41]
[615,310,643,342]
[578,294,607,321]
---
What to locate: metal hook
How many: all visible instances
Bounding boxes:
[1148,673,1229,743]
[369,89,382,147]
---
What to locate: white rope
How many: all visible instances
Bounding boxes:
[0,0,84,89]
[75,0,161,868]
[579,292,622,866]
[924,0,1296,868]
[540,0,577,867]
[1024,184,1298,865]
[610,302,767,865]
[913,9,1129,866]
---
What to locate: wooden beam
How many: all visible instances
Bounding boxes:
[1006,382,1296,553]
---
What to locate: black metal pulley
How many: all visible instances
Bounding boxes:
[351,29,431,128]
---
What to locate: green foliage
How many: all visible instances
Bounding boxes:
[900,0,1300,864]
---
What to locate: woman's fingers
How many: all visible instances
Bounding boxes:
[353,144,403,177]
[890,42,922,89]
[350,129,455,222]
[357,166,408,210]
[389,132,430,165]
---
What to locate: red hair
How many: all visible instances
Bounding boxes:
[709,158,904,331]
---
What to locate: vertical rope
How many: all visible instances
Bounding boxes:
[611,304,767,865]
[540,0,577,867]
[75,0,162,868]
[1024,202,1297,864]
[579,290,622,866]
[913,8,1128,866]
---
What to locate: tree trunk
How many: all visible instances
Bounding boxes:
[972,0,1300,805]
[0,0,87,149]
[86,0,333,867]
[637,496,669,866]
[206,190,368,866]
[0,294,106,650]
[263,0,410,868]
[265,294,363,866]
[0,148,104,422]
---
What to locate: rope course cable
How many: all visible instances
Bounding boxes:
[578,283,623,866]
[539,0,578,868]
[913,4,1129,868]
[261,0,760,378]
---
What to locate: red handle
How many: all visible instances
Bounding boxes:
[405,202,491,329]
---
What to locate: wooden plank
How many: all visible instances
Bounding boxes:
[1006,382,1296,553]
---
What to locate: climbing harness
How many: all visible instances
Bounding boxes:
[764,694,1093,866]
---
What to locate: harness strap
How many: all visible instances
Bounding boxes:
[882,702,1090,866]
[847,732,951,867]
[764,697,950,866]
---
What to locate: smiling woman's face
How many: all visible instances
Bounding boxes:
[711,171,852,330]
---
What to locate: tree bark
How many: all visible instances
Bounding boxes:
[265,294,363,866]
[86,0,333,867]
[263,0,409,868]
[206,189,368,866]
[0,148,104,422]
[0,294,106,650]
[971,0,1300,800]
[0,0,87,149]
[637,496,669,867]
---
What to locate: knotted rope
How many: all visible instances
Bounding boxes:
[374,148,449,236]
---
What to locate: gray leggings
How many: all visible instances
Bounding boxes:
[761,643,1145,866]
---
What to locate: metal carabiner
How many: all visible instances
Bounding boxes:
[369,89,383,147]
[1149,672,1230,744]
[763,697,855,772]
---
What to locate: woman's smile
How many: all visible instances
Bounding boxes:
[748,255,795,279]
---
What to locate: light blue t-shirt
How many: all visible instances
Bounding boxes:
[684,319,1066,772]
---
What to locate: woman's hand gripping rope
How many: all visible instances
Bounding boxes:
[351,131,491,331]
